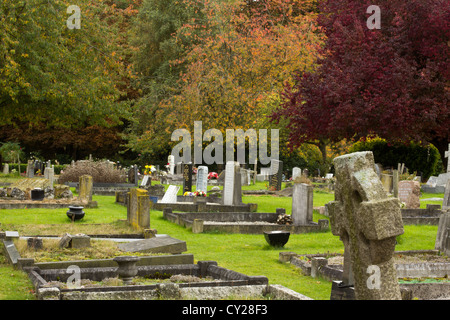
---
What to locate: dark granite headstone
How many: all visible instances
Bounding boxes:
[182,163,193,193]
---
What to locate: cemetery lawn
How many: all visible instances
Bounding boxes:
[0,187,441,300]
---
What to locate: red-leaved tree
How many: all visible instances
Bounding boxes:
[272,0,450,170]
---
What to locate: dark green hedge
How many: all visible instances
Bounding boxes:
[349,138,441,181]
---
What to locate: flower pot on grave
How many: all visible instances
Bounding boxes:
[31,188,45,201]
[113,256,140,285]
[264,231,290,247]
[66,206,85,221]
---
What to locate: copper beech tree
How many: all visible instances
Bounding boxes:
[272,0,450,168]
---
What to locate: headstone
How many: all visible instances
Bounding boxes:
[176,162,182,175]
[118,235,187,254]
[398,180,421,208]
[140,175,151,187]
[161,185,180,203]
[127,188,151,230]
[436,173,450,187]
[47,167,54,190]
[260,167,271,181]
[168,155,175,175]
[26,160,34,178]
[128,165,139,185]
[222,161,242,206]
[327,151,404,300]
[426,176,438,187]
[182,163,193,193]
[196,166,208,193]
[325,173,334,179]
[292,167,301,180]
[269,159,283,191]
[291,183,313,225]
[443,179,450,210]
[392,170,399,198]
[2,163,9,175]
[445,143,450,173]
[78,175,93,203]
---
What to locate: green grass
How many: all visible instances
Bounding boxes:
[0,183,441,300]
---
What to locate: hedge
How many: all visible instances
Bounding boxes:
[348,138,441,181]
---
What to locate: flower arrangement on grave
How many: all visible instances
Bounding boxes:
[144,165,156,175]
[183,191,206,197]
[192,167,198,174]
[208,172,218,180]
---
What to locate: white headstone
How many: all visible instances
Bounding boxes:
[47,167,55,189]
[292,167,301,180]
[161,185,179,204]
[196,166,208,193]
[140,175,150,187]
[325,173,334,179]
[260,167,271,181]
[168,155,175,175]
[223,161,238,205]
[2,163,9,175]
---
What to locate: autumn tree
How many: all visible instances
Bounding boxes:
[128,0,325,166]
[272,0,450,171]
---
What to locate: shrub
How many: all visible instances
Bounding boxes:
[58,160,126,184]
[349,137,441,181]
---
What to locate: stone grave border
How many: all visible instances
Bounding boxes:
[2,237,310,300]
[162,208,329,234]
[0,200,98,209]
[67,182,137,196]
[279,250,450,300]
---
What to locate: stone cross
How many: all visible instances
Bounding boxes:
[445,143,450,173]
[327,151,404,300]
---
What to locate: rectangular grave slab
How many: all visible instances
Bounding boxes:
[118,235,187,254]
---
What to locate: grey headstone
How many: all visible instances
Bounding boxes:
[292,167,301,180]
[291,183,313,225]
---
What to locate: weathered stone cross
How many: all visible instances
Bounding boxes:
[327,152,404,300]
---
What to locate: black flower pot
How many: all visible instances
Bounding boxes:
[66,206,85,221]
[264,231,290,247]
[31,188,45,201]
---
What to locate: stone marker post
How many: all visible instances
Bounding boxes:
[127,188,151,230]
[79,175,93,203]
[327,151,404,300]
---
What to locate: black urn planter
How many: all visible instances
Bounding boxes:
[264,231,290,247]
[31,188,45,201]
[66,206,85,221]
